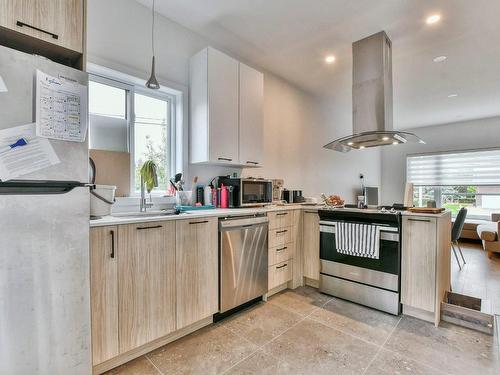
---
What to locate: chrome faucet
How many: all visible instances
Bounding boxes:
[140,176,154,212]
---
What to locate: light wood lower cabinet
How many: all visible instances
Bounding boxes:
[176,218,218,329]
[90,226,119,365]
[302,211,320,281]
[267,210,299,293]
[401,213,451,325]
[268,261,292,290]
[90,219,219,370]
[401,217,437,312]
[117,221,176,353]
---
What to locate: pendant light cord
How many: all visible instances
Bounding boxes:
[151,0,155,57]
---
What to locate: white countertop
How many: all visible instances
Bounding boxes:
[90,204,320,227]
[90,204,450,227]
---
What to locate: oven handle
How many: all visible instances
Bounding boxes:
[320,224,399,242]
[319,221,398,233]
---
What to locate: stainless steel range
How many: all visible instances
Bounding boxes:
[318,209,402,315]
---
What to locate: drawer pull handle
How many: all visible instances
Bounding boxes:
[110,230,115,259]
[304,211,317,214]
[246,161,259,165]
[217,157,232,161]
[137,225,162,230]
[16,21,59,39]
[189,220,209,225]
[276,212,288,216]
[276,229,288,234]
[276,246,287,252]
[276,264,287,269]
[407,218,431,222]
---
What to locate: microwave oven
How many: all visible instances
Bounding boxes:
[218,177,273,207]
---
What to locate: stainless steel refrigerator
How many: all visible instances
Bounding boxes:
[0,45,91,374]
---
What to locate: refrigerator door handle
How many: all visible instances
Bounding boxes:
[0,180,93,195]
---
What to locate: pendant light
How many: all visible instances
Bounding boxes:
[146,0,160,89]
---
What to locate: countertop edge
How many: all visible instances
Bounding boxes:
[90,205,451,227]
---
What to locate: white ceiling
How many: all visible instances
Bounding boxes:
[137,0,500,129]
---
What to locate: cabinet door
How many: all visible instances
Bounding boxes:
[118,221,176,352]
[303,211,320,280]
[239,63,264,166]
[208,47,239,164]
[0,0,83,53]
[176,218,218,329]
[90,226,119,365]
[401,216,437,312]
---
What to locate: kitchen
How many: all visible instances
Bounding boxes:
[1,1,499,375]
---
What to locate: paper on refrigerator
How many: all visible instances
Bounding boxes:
[36,69,88,142]
[0,123,60,181]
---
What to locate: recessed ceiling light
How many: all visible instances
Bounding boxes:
[426,14,441,24]
[433,55,447,63]
[359,146,365,150]
[448,94,458,98]
[347,141,354,146]
[382,136,389,141]
[392,141,399,145]
[325,55,336,64]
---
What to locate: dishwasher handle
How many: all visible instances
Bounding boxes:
[219,216,269,231]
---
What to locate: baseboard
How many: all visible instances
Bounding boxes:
[403,304,436,325]
[93,316,213,374]
[304,276,319,288]
[266,283,288,298]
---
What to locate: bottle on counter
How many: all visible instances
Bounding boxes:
[227,186,234,208]
[216,188,221,208]
[220,184,229,208]
[196,186,204,205]
[204,185,212,206]
[212,187,218,207]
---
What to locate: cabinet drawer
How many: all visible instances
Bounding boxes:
[268,261,292,290]
[268,210,293,229]
[268,227,293,248]
[268,242,294,266]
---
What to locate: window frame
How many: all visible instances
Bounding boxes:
[130,86,177,196]
[88,73,177,197]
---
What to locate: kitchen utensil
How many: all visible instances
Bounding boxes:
[175,190,192,206]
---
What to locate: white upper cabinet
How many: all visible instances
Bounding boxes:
[190,47,264,166]
[239,62,264,166]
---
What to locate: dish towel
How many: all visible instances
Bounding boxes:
[335,222,381,259]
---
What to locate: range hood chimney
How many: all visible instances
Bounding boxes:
[324,31,424,152]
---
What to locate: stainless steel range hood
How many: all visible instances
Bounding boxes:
[324,31,424,152]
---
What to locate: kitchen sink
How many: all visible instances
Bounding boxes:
[111,210,186,219]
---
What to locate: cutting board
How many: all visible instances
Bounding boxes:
[408,207,445,214]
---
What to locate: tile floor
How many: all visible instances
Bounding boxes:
[106,286,499,375]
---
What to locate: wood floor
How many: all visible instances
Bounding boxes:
[451,240,500,315]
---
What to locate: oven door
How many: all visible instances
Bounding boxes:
[240,180,272,206]
[319,221,400,290]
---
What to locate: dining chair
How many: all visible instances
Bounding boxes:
[451,207,468,270]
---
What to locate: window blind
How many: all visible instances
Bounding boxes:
[407,149,500,186]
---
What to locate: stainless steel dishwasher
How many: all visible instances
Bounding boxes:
[219,215,269,313]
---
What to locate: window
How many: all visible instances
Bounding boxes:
[407,149,500,219]
[133,93,171,193]
[89,75,176,195]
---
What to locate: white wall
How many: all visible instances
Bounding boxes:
[87,0,381,202]
[381,116,500,205]
[245,74,381,201]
